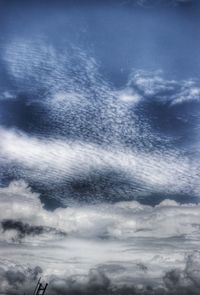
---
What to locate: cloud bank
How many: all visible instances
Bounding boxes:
[0,181,200,294]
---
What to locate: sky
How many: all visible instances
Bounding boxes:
[0,0,200,294]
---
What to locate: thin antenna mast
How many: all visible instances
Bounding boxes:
[32,277,48,295]
[32,277,41,295]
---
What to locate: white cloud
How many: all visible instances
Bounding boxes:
[171,83,200,105]
[0,91,16,101]
[0,181,200,294]
[2,37,109,103]
[1,180,200,241]
[0,127,199,202]
[116,88,142,104]
[128,70,200,105]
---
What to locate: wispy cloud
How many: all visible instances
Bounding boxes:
[1,128,199,204]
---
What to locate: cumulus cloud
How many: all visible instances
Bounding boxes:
[0,181,199,294]
[0,264,42,295]
[0,254,200,295]
[1,180,200,241]
[163,252,200,294]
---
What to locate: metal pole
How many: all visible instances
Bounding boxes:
[32,277,41,295]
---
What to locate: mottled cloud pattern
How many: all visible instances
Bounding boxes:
[0,1,200,294]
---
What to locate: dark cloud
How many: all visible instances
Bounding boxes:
[0,259,200,295]
[2,219,44,238]
[1,219,67,241]
[5,270,26,287]
[37,265,200,295]
[0,265,42,294]
[163,253,200,295]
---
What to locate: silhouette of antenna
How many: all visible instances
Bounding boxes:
[32,277,48,295]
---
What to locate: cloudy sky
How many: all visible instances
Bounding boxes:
[0,0,200,294]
